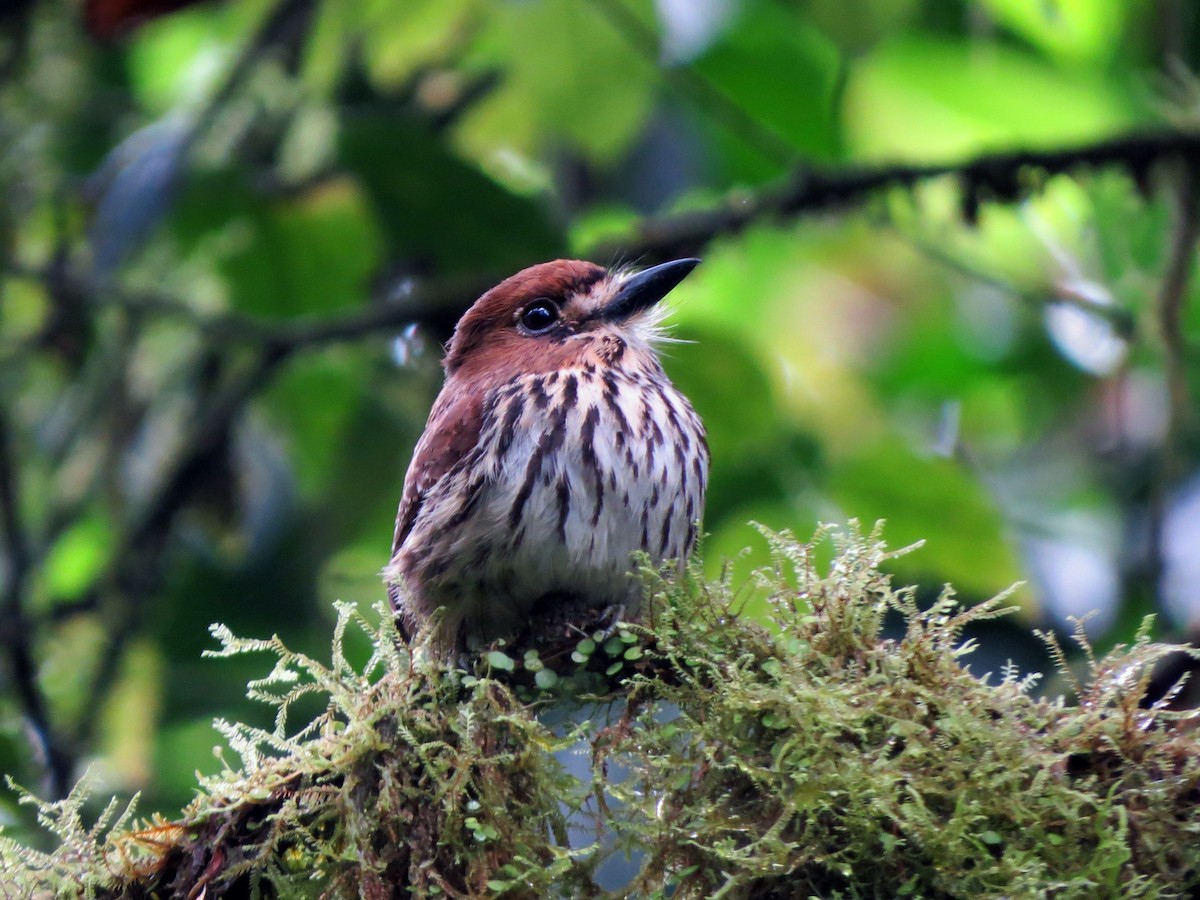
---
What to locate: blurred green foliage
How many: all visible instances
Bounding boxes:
[1,0,1199,849]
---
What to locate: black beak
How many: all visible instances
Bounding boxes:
[603,258,701,322]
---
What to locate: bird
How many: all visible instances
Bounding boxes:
[384,258,708,653]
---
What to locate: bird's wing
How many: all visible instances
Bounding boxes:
[390,388,487,560]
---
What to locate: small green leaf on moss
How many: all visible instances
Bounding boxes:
[486,651,515,672]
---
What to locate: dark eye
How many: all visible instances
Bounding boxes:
[520,301,558,332]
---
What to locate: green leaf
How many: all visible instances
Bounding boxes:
[979,0,1130,65]
[262,353,368,497]
[99,641,164,794]
[300,0,354,96]
[806,0,920,55]
[125,8,223,114]
[691,0,843,178]
[762,712,787,729]
[845,35,1140,161]
[359,0,479,89]
[665,327,778,473]
[457,0,657,163]
[486,651,515,672]
[339,115,562,272]
[829,438,1025,600]
[248,182,383,317]
[42,513,115,602]
[172,174,382,318]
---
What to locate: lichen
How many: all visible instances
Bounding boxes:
[2,522,1198,898]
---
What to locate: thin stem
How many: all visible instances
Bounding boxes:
[902,230,1137,338]
[1157,164,1198,443]
[1145,163,1200,606]
[0,412,74,797]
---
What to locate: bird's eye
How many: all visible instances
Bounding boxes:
[520,301,558,332]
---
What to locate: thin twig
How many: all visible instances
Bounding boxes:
[184,0,317,154]
[0,412,74,798]
[902,231,1137,338]
[1157,163,1198,440]
[72,348,283,747]
[5,262,276,344]
[0,417,29,594]
[20,126,1196,371]
[11,128,1197,364]
[41,0,321,759]
[1144,161,1200,606]
[597,129,1200,264]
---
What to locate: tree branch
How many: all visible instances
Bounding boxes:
[8,527,1200,897]
[596,128,1200,263]
[13,128,1196,367]
[0,412,74,798]
[69,347,285,749]
[900,231,1138,338]
[1157,162,1199,441]
[1143,161,1200,610]
[184,0,318,154]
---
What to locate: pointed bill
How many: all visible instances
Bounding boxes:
[602,258,701,322]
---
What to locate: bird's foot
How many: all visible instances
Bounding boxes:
[591,602,629,641]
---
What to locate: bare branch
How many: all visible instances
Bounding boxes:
[596,129,1200,264]
[1157,162,1199,441]
[185,0,318,153]
[70,348,284,748]
[901,231,1138,338]
[14,128,1196,366]
[0,411,74,798]
[1143,161,1200,612]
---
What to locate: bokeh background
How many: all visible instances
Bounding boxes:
[2,0,1200,836]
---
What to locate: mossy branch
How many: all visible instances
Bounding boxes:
[2,522,1199,898]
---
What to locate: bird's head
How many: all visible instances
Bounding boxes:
[443,258,700,379]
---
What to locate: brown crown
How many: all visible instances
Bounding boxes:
[444,259,606,373]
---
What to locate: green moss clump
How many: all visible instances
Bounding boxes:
[2,522,1198,898]
[607,525,1200,897]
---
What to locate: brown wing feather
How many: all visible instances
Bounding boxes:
[390,387,486,560]
[387,387,487,635]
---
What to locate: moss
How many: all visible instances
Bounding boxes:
[2,522,1198,898]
